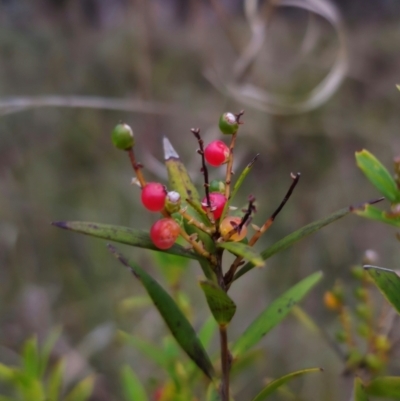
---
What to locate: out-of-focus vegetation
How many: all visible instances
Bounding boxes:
[1,1,400,400]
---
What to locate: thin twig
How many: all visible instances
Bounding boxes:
[224,111,244,202]
[224,172,300,286]
[191,128,215,224]
[179,208,215,235]
[127,149,147,188]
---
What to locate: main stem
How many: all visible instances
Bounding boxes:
[220,325,230,401]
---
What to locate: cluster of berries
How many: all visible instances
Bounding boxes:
[111,112,247,252]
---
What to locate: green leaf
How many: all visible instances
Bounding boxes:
[47,360,64,401]
[232,271,323,357]
[118,331,168,369]
[108,245,215,379]
[120,365,148,401]
[354,377,369,401]
[356,149,399,203]
[64,375,94,401]
[251,368,322,401]
[0,396,18,401]
[152,250,190,286]
[40,326,62,378]
[217,242,264,267]
[22,337,40,379]
[0,363,15,381]
[199,280,237,326]
[365,376,400,399]
[118,296,151,313]
[234,207,351,282]
[353,204,400,227]
[52,222,201,260]
[364,266,400,314]
[206,383,222,401]
[198,316,217,350]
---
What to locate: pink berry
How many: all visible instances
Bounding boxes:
[150,218,180,249]
[204,140,229,167]
[201,192,227,220]
[141,183,167,212]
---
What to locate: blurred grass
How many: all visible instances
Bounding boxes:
[1,2,400,400]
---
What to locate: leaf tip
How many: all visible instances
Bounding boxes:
[163,136,179,160]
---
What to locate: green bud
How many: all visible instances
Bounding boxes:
[355,304,371,320]
[356,323,369,338]
[209,180,225,194]
[365,353,384,372]
[354,287,367,301]
[351,265,365,280]
[346,349,363,369]
[375,335,391,353]
[111,123,135,150]
[219,112,239,135]
[335,330,347,343]
[165,191,181,214]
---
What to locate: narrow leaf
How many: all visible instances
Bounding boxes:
[199,280,237,326]
[365,376,400,398]
[217,242,264,267]
[251,368,322,401]
[353,204,400,228]
[52,221,201,260]
[40,326,62,377]
[364,266,400,314]
[118,331,168,369]
[0,363,15,381]
[47,360,64,401]
[206,383,222,401]
[64,375,94,401]
[22,337,40,379]
[232,271,323,357]
[120,365,148,401]
[354,377,369,401]
[234,206,351,281]
[198,315,218,350]
[356,149,399,203]
[108,245,215,379]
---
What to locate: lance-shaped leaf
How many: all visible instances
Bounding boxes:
[353,204,400,228]
[217,242,264,267]
[52,221,200,260]
[365,376,400,398]
[118,331,168,369]
[356,149,400,203]
[120,365,148,401]
[234,206,353,282]
[64,375,94,401]
[199,280,237,326]
[108,245,215,379]
[232,271,322,357]
[251,368,322,401]
[364,266,400,314]
[354,377,369,401]
[47,360,64,401]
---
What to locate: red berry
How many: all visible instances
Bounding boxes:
[201,192,227,220]
[141,183,167,212]
[204,140,229,167]
[150,218,180,249]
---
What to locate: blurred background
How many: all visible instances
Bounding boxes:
[1,0,400,400]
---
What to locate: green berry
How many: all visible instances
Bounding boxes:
[356,323,369,338]
[111,123,135,150]
[209,180,225,194]
[219,112,239,135]
[355,304,371,320]
[351,265,365,280]
[354,287,367,301]
[335,330,347,343]
[365,353,384,372]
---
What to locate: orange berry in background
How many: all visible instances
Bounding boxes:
[323,291,342,311]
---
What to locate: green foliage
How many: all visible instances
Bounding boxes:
[217,242,264,267]
[199,280,237,326]
[108,245,215,379]
[120,365,148,401]
[232,271,323,357]
[364,266,400,314]
[0,332,93,401]
[251,368,322,401]
[365,376,400,399]
[354,378,369,401]
[354,204,400,227]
